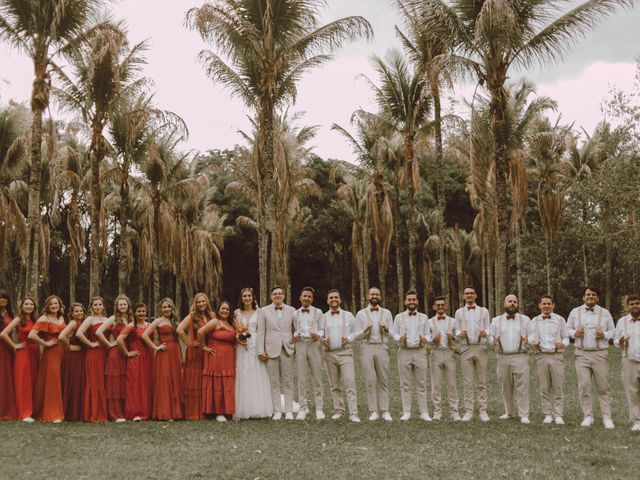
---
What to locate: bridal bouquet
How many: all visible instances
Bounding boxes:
[237,326,251,342]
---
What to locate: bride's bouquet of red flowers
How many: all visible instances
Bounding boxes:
[237,326,251,342]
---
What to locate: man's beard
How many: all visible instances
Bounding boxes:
[369,298,379,306]
[407,304,417,311]
[505,306,518,316]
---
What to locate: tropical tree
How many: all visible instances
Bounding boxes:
[186,0,372,300]
[0,0,103,300]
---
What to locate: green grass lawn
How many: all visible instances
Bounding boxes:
[1,347,639,480]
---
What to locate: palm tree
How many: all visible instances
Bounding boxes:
[186,0,372,295]
[0,0,103,300]
[53,24,148,298]
[411,0,637,302]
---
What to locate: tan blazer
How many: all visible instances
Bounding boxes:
[257,303,295,358]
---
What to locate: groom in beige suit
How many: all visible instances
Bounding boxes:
[257,285,296,420]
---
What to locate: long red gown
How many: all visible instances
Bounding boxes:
[182,316,204,420]
[0,313,16,420]
[13,318,40,419]
[202,327,236,415]
[32,320,65,422]
[105,324,127,420]
[151,324,183,420]
[62,322,85,421]
[83,323,108,422]
[123,324,152,420]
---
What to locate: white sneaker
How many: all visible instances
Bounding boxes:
[382,411,393,422]
[331,413,343,420]
[581,416,594,427]
[543,415,554,424]
[631,422,640,432]
[115,418,126,423]
[22,417,35,423]
[295,410,307,421]
[52,419,62,424]
[368,411,379,421]
[520,416,530,425]
[452,413,462,422]
[272,412,282,421]
[432,412,442,421]
[554,416,564,425]
[499,413,512,420]
[216,415,227,422]
[603,417,615,429]
[285,412,294,420]
[133,416,142,422]
[316,410,325,421]
[479,412,490,422]
[462,412,473,422]
[400,413,411,421]
[349,415,361,423]
[420,413,432,422]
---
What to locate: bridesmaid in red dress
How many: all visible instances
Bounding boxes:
[142,298,183,421]
[29,295,66,423]
[0,291,17,420]
[97,294,131,422]
[117,303,152,421]
[76,297,109,422]
[199,301,237,422]
[59,303,87,421]
[1,297,39,422]
[177,293,215,420]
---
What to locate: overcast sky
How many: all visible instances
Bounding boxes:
[1,0,639,162]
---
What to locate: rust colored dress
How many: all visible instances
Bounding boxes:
[123,324,152,420]
[83,323,108,422]
[0,313,16,420]
[14,318,40,420]
[151,324,183,420]
[202,327,236,416]
[105,324,127,420]
[32,319,66,422]
[182,315,205,420]
[62,322,85,421]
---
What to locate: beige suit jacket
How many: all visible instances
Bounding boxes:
[257,303,295,358]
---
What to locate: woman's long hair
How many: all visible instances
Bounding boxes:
[236,287,258,311]
[89,296,106,317]
[18,297,38,328]
[42,295,65,320]
[0,290,14,318]
[158,298,179,331]
[133,303,147,327]
[190,293,214,336]
[69,303,87,324]
[216,301,232,326]
[112,294,133,327]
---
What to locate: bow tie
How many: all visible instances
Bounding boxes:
[632,316,640,322]
[506,315,516,320]
[437,316,446,320]
[370,307,379,312]
[542,315,551,320]
[301,308,309,313]
[408,311,417,316]
[331,311,340,315]
[467,305,476,310]
[585,307,595,312]
[275,306,283,311]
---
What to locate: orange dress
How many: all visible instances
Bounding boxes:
[62,322,84,421]
[105,324,127,420]
[182,316,205,420]
[13,318,40,419]
[124,325,152,420]
[202,327,236,415]
[83,323,108,422]
[32,320,66,422]
[151,324,183,420]
[0,313,16,420]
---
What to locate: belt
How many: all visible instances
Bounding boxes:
[577,348,606,352]
[497,352,526,356]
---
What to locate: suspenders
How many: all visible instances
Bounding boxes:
[576,306,604,350]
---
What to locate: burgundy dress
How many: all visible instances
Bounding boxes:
[32,320,66,422]
[83,323,108,422]
[13,318,40,419]
[0,313,16,420]
[151,325,183,420]
[124,325,152,420]
[105,324,127,420]
[182,316,205,420]
[202,327,236,415]
[62,322,85,421]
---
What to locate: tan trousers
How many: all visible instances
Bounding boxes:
[360,343,390,413]
[534,353,565,416]
[266,349,293,413]
[621,358,640,423]
[324,350,358,415]
[430,349,459,417]
[460,345,488,414]
[398,348,428,415]
[295,340,324,411]
[574,349,612,418]
[496,353,529,417]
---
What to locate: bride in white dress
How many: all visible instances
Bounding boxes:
[234,288,273,419]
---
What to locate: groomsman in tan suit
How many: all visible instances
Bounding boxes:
[356,287,393,422]
[429,296,461,421]
[322,289,361,422]
[454,287,490,422]
[567,287,615,429]
[257,285,296,420]
[615,294,640,432]
[528,295,569,425]
[489,294,531,424]
[293,287,325,421]
[390,290,431,421]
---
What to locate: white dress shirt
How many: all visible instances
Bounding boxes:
[429,315,457,350]
[390,311,429,349]
[454,304,490,345]
[355,305,393,344]
[528,313,569,353]
[322,309,359,351]
[489,313,531,354]
[567,304,615,351]
[294,306,324,340]
[615,314,640,361]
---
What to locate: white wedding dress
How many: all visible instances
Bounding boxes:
[234,309,274,419]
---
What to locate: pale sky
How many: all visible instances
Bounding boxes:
[1,0,639,162]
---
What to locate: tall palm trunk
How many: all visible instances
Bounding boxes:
[545,236,552,296]
[67,189,80,305]
[258,221,269,306]
[605,236,612,312]
[405,136,418,289]
[118,173,130,293]
[515,217,524,302]
[152,192,160,317]
[481,248,487,307]
[89,124,106,298]
[487,253,495,318]
[432,86,449,301]
[25,50,49,301]
[392,183,405,311]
